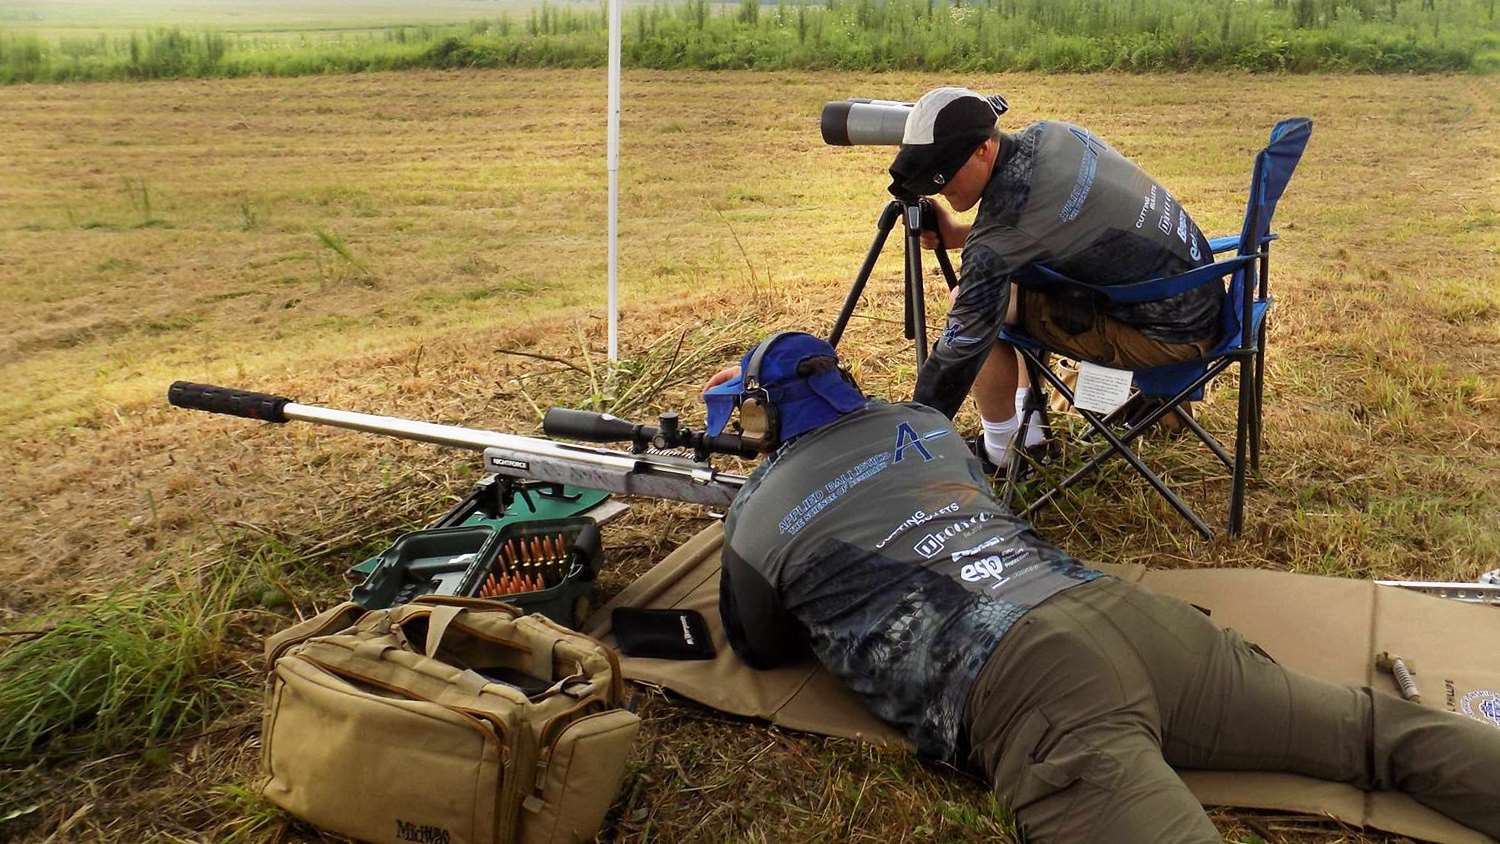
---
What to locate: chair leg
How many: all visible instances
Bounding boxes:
[1025,359,1229,509]
[1229,356,1253,536]
[1081,391,1144,442]
[1003,350,1050,509]
[1022,353,1051,440]
[1002,417,1027,507]
[1017,356,1215,539]
[1171,405,1233,469]
[1251,323,1267,475]
[1076,406,1215,540]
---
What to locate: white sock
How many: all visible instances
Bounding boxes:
[1015,388,1046,448]
[981,415,1019,465]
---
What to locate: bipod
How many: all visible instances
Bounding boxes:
[828,198,959,368]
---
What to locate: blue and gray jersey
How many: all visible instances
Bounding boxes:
[719,401,1102,764]
[915,121,1219,418]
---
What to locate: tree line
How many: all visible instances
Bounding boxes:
[3,0,1496,83]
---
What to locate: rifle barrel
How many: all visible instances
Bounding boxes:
[285,402,558,454]
[168,381,748,507]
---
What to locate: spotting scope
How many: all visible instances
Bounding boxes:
[819,94,1009,146]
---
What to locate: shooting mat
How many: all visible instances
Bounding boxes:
[586,524,1500,844]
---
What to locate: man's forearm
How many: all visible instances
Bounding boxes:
[720,546,801,669]
[914,245,1012,418]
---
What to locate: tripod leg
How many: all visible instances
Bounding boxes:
[829,201,903,348]
[933,244,960,291]
[904,204,929,369]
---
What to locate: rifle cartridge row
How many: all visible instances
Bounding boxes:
[477,533,574,598]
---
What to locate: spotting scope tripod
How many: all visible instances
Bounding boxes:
[827,197,960,369]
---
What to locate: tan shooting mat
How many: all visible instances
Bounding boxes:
[586,524,1500,844]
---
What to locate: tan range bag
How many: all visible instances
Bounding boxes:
[261,596,640,844]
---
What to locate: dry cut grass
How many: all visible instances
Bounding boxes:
[0,69,1498,843]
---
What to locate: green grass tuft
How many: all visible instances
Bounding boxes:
[0,569,247,764]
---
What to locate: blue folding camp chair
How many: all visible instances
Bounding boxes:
[998,118,1313,538]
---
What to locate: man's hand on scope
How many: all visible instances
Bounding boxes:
[919,201,972,252]
[703,365,741,394]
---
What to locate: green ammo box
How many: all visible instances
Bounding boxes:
[350,477,608,629]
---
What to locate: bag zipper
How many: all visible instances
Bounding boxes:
[297,654,512,745]
[531,700,602,793]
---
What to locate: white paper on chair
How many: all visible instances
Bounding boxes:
[1074,362,1134,414]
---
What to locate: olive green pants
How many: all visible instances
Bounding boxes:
[964,577,1500,843]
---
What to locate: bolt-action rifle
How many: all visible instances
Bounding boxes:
[167,384,1500,607]
[166,382,758,508]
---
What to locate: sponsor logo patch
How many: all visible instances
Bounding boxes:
[1059,128,1103,224]
[950,536,1001,562]
[942,320,985,348]
[913,512,992,559]
[959,548,1029,590]
[1134,185,1158,229]
[874,501,959,550]
[892,422,951,464]
[1460,689,1500,729]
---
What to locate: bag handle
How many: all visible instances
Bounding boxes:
[423,604,465,659]
[525,632,561,682]
[264,601,365,666]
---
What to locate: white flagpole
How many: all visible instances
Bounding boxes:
[606,0,621,363]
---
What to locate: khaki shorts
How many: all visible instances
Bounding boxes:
[1016,287,1214,370]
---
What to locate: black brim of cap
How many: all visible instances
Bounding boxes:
[888,131,992,197]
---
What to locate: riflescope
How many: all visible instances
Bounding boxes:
[819,94,1010,146]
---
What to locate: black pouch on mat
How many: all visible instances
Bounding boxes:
[611,608,716,660]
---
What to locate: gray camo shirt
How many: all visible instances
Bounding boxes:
[915,120,1219,417]
[719,401,1103,764]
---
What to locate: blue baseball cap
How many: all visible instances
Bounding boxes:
[703,332,866,445]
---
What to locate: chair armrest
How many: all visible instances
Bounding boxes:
[1209,232,1280,254]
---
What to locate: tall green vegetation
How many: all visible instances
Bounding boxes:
[0,570,246,763]
[2,0,1497,82]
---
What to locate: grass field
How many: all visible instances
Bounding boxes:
[1,69,1499,842]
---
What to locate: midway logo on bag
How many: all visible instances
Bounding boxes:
[395,820,452,844]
